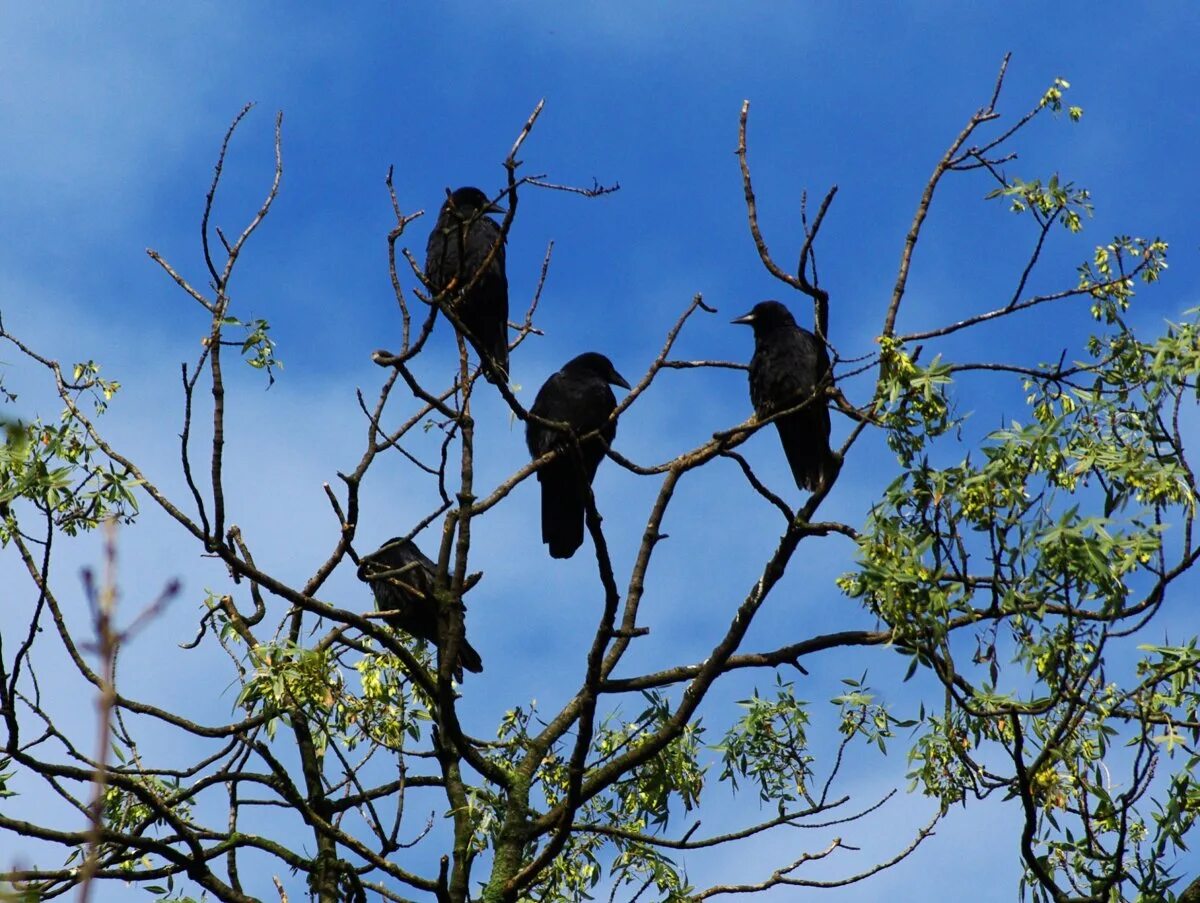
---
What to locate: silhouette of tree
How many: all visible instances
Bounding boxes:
[1,60,1197,903]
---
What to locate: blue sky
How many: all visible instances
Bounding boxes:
[2,3,1199,900]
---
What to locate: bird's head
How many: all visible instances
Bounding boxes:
[356,536,419,583]
[442,186,506,219]
[563,352,632,391]
[731,300,798,335]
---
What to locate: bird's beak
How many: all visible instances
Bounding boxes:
[610,370,632,391]
[730,311,756,325]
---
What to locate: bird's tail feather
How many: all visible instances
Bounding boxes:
[542,468,586,559]
[776,418,838,493]
[458,640,484,675]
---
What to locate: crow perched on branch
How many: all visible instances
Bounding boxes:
[732,300,837,493]
[424,186,510,383]
[356,537,483,679]
[526,352,631,559]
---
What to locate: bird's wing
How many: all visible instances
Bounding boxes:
[751,330,824,415]
[424,218,457,287]
[527,372,571,457]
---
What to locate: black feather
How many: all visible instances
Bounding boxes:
[424,187,510,383]
[526,352,630,559]
[356,537,483,679]
[733,300,837,492]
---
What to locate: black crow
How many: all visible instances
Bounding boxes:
[424,186,510,383]
[732,300,837,492]
[526,352,631,559]
[356,537,483,679]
